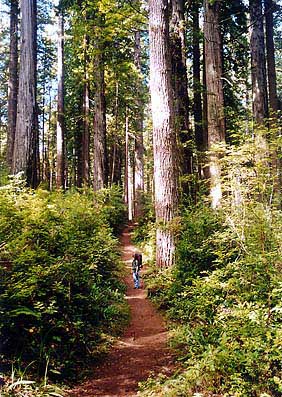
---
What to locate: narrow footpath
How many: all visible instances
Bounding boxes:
[67,225,175,397]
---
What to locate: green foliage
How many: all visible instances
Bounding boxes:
[94,185,127,234]
[63,0,148,181]
[140,131,282,397]
[0,367,65,397]
[0,187,128,380]
[132,193,155,244]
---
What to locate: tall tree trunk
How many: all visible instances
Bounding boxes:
[125,112,134,220]
[56,10,65,189]
[170,0,191,179]
[192,2,204,152]
[264,0,280,202]
[76,96,83,188]
[204,0,225,208]
[264,0,278,116]
[77,38,90,188]
[149,0,179,268]
[192,1,207,182]
[82,44,90,186]
[93,50,108,191]
[124,111,129,206]
[128,153,134,221]
[250,0,268,123]
[12,0,39,188]
[46,88,52,189]
[7,0,18,172]
[41,60,45,183]
[134,30,144,219]
[110,80,118,186]
[202,40,208,151]
[112,141,122,186]
[110,80,122,186]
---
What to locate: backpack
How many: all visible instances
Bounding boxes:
[132,259,139,273]
[136,254,142,268]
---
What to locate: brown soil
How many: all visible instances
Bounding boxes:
[67,225,175,397]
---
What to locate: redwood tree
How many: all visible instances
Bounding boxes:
[134,30,144,219]
[12,0,39,187]
[204,0,225,208]
[250,0,268,123]
[56,8,65,189]
[7,0,18,172]
[264,0,278,116]
[81,35,90,186]
[93,47,108,191]
[170,0,191,178]
[192,1,204,153]
[149,0,179,267]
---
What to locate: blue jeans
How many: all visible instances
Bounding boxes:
[133,271,140,288]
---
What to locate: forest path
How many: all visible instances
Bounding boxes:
[67,224,175,397]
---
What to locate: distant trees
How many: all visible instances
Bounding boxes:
[3,0,147,193]
[1,0,281,265]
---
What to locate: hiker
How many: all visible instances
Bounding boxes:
[132,253,142,289]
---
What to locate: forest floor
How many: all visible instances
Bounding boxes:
[67,224,175,397]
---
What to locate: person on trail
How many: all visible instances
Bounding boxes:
[132,253,142,289]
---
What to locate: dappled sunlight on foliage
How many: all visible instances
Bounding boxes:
[0,186,128,383]
[139,129,282,397]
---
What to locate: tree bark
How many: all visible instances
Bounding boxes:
[77,33,90,188]
[170,0,191,178]
[264,0,280,202]
[149,0,179,268]
[193,2,208,182]
[125,112,134,220]
[250,0,268,123]
[56,10,65,189]
[82,48,90,186]
[264,0,278,116]
[202,40,208,152]
[76,95,83,188]
[110,81,122,186]
[12,0,39,188]
[204,0,225,208]
[134,30,144,219]
[7,0,18,172]
[192,2,204,152]
[93,50,108,191]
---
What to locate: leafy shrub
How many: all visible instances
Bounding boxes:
[94,185,127,234]
[139,129,282,397]
[141,202,282,396]
[0,187,128,380]
[132,192,155,244]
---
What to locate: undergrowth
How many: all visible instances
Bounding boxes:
[139,132,282,397]
[0,184,128,394]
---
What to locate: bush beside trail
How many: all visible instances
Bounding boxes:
[0,186,128,384]
[138,204,282,397]
[135,134,282,397]
[139,204,282,397]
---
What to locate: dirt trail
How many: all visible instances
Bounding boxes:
[67,225,175,397]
